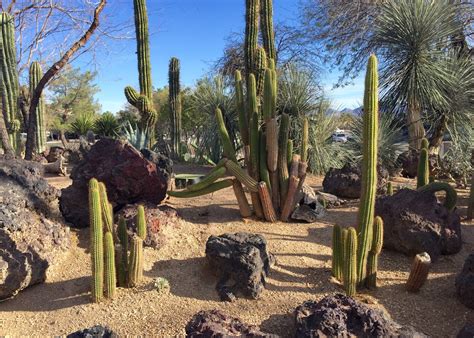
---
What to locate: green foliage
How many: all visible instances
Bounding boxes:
[94,112,120,138]
[70,112,96,136]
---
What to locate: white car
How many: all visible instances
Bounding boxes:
[332,132,348,143]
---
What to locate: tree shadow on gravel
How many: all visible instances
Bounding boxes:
[260,312,295,338]
[175,204,242,224]
[0,276,90,312]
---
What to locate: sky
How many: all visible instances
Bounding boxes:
[89,0,363,113]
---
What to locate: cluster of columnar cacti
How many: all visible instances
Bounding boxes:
[168,0,308,222]
[169,57,182,159]
[89,178,147,302]
[0,12,21,152]
[331,55,385,296]
[417,138,430,188]
[124,0,157,144]
[29,62,46,154]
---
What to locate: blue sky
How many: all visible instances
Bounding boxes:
[90,0,362,113]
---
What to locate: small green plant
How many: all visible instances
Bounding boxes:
[70,112,96,136]
[94,112,120,137]
[122,121,149,150]
[153,277,170,294]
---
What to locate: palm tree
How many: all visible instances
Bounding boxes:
[375,0,461,150]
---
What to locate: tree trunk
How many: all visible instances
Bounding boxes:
[428,115,447,156]
[407,100,425,150]
[60,130,68,147]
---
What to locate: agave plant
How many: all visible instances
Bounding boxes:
[121,121,149,151]
[348,111,406,171]
[94,112,120,138]
[69,112,96,136]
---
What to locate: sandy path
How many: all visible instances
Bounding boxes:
[0,169,472,336]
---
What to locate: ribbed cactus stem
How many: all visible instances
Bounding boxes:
[287,139,293,168]
[387,182,393,196]
[137,205,147,241]
[259,130,271,191]
[356,54,379,285]
[341,228,349,263]
[133,0,152,101]
[366,216,384,289]
[244,0,259,78]
[98,182,114,233]
[344,227,358,297]
[250,111,260,180]
[168,179,234,198]
[224,159,259,192]
[406,252,431,292]
[332,225,343,281]
[263,69,273,121]
[104,231,116,299]
[117,216,128,287]
[128,235,144,287]
[266,118,278,172]
[232,179,253,218]
[29,61,46,154]
[187,167,226,192]
[278,114,290,204]
[280,176,299,222]
[260,0,276,62]
[235,70,249,146]
[257,181,277,222]
[169,57,182,158]
[255,46,267,98]
[417,148,429,188]
[0,12,20,151]
[421,138,429,150]
[301,117,309,162]
[215,107,237,162]
[417,182,457,211]
[89,179,103,303]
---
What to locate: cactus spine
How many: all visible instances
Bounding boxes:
[366,216,383,289]
[137,205,147,241]
[417,182,457,211]
[260,0,276,62]
[0,12,20,151]
[356,54,379,285]
[344,227,358,297]
[169,57,182,158]
[417,148,429,188]
[244,0,259,79]
[332,225,343,281]
[406,252,431,292]
[89,179,103,303]
[29,62,45,154]
[104,232,116,299]
[128,235,144,287]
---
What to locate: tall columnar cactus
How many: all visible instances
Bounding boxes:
[301,117,309,163]
[235,70,249,149]
[89,179,103,303]
[137,205,147,241]
[344,227,358,297]
[406,252,431,292]
[421,137,429,150]
[124,0,156,140]
[417,148,429,188]
[169,57,182,158]
[29,62,45,154]
[0,12,20,151]
[366,216,384,289]
[215,108,237,162]
[98,182,114,233]
[255,46,267,98]
[356,54,379,285]
[260,0,276,62]
[278,113,290,205]
[104,231,116,299]
[244,0,259,78]
[128,235,144,287]
[332,225,343,281]
[117,216,129,287]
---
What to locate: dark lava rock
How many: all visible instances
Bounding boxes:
[375,188,462,262]
[185,309,271,337]
[59,138,167,228]
[323,162,389,199]
[67,325,117,338]
[140,148,173,183]
[45,146,65,163]
[398,150,438,178]
[0,159,70,300]
[457,323,474,338]
[115,203,180,249]
[291,184,326,222]
[64,137,91,164]
[295,294,423,338]
[455,253,474,309]
[206,233,274,301]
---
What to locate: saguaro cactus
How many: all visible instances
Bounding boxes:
[29,61,46,154]
[356,54,379,285]
[406,252,431,292]
[169,57,182,158]
[260,0,276,62]
[89,179,104,303]
[366,216,384,289]
[344,227,358,297]
[104,231,116,299]
[0,12,20,151]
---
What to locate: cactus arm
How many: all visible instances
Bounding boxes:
[168,179,234,198]
[124,86,140,106]
[215,107,237,162]
[136,205,147,241]
[224,160,259,192]
[187,167,226,192]
[235,70,249,146]
[417,182,457,211]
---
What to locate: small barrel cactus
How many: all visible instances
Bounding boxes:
[406,252,431,292]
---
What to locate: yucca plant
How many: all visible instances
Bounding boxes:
[69,112,96,136]
[94,112,120,138]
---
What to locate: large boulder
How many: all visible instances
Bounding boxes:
[457,323,474,338]
[0,159,70,300]
[115,203,180,249]
[140,148,173,184]
[375,188,461,261]
[185,309,270,337]
[295,294,423,337]
[455,253,474,309]
[59,139,167,228]
[291,184,326,222]
[323,162,389,199]
[205,233,274,301]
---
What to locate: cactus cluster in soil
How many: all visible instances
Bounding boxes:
[89,178,147,302]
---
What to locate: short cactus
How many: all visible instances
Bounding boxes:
[344,227,358,297]
[406,252,431,292]
[117,216,129,287]
[137,205,147,241]
[128,235,144,287]
[104,231,116,299]
[417,148,429,188]
[366,216,384,289]
[332,225,343,281]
